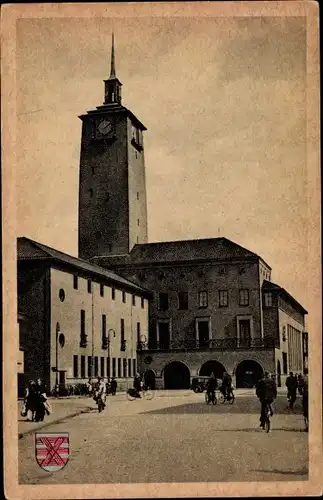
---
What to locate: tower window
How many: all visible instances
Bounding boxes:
[73,275,78,290]
[122,291,126,303]
[87,279,92,294]
[112,288,116,300]
[100,284,104,297]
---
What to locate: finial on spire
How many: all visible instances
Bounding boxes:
[109,32,116,79]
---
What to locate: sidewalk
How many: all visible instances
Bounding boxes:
[18,398,95,438]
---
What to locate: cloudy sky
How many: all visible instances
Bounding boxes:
[16,14,309,307]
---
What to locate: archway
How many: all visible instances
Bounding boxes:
[163,362,190,389]
[144,369,156,390]
[199,360,226,379]
[235,360,264,388]
[277,360,281,387]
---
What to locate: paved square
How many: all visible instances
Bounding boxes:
[18,391,308,484]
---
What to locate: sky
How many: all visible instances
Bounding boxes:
[16,15,309,308]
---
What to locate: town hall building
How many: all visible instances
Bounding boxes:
[17,35,308,393]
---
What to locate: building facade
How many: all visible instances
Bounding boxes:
[76,37,309,390]
[17,237,150,396]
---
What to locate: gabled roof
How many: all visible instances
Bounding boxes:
[17,237,151,296]
[262,280,308,315]
[128,237,267,266]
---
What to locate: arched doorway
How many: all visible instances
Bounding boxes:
[163,362,190,389]
[144,369,156,390]
[199,360,226,379]
[235,360,264,388]
[277,360,281,387]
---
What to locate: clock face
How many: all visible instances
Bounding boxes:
[97,119,113,135]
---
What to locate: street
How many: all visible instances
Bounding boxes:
[18,390,308,484]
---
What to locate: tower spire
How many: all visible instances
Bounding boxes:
[109,32,116,79]
[104,32,122,105]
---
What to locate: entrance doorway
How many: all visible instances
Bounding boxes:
[235,360,263,388]
[163,361,190,389]
[199,360,226,379]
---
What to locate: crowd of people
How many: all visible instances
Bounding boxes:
[22,378,50,422]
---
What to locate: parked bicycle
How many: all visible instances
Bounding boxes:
[127,387,153,401]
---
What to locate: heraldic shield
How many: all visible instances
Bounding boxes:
[35,432,69,472]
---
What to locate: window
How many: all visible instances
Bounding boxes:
[197,320,210,348]
[141,297,145,308]
[137,219,140,227]
[264,292,272,307]
[112,288,115,300]
[112,358,116,377]
[73,355,78,378]
[158,292,169,311]
[239,289,249,306]
[137,322,141,343]
[238,319,251,347]
[92,167,95,176]
[121,319,126,351]
[73,275,78,290]
[219,290,228,307]
[122,291,126,303]
[89,188,93,198]
[199,291,208,308]
[88,356,92,377]
[100,284,104,297]
[218,266,227,275]
[128,359,132,378]
[108,243,112,252]
[132,295,136,306]
[81,356,85,378]
[59,289,65,302]
[81,310,85,334]
[178,292,188,310]
[133,359,136,376]
[282,352,288,375]
[87,279,92,294]
[100,357,105,377]
[123,359,127,378]
[117,358,121,377]
[107,357,111,378]
[137,192,139,200]
[94,357,98,377]
[102,314,106,343]
[58,334,65,347]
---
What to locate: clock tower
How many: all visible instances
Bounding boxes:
[78,34,148,260]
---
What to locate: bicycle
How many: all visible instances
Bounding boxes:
[127,387,154,401]
[205,391,217,405]
[262,402,272,433]
[219,388,235,405]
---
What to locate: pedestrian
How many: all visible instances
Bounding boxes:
[256,370,277,429]
[110,377,117,395]
[298,373,305,395]
[302,368,309,431]
[24,380,38,421]
[286,371,298,410]
[133,372,142,398]
[34,378,48,422]
[86,378,93,396]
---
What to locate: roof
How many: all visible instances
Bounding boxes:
[262,280,308,315]
[17,237,151,296]
[128,237,268,266]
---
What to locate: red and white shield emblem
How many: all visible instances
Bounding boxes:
[35,433,69,472]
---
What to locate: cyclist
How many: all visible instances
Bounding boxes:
[206,372,217,402]
[256,370,277,429]
[95,377,107,408]
[221,372,232,399]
